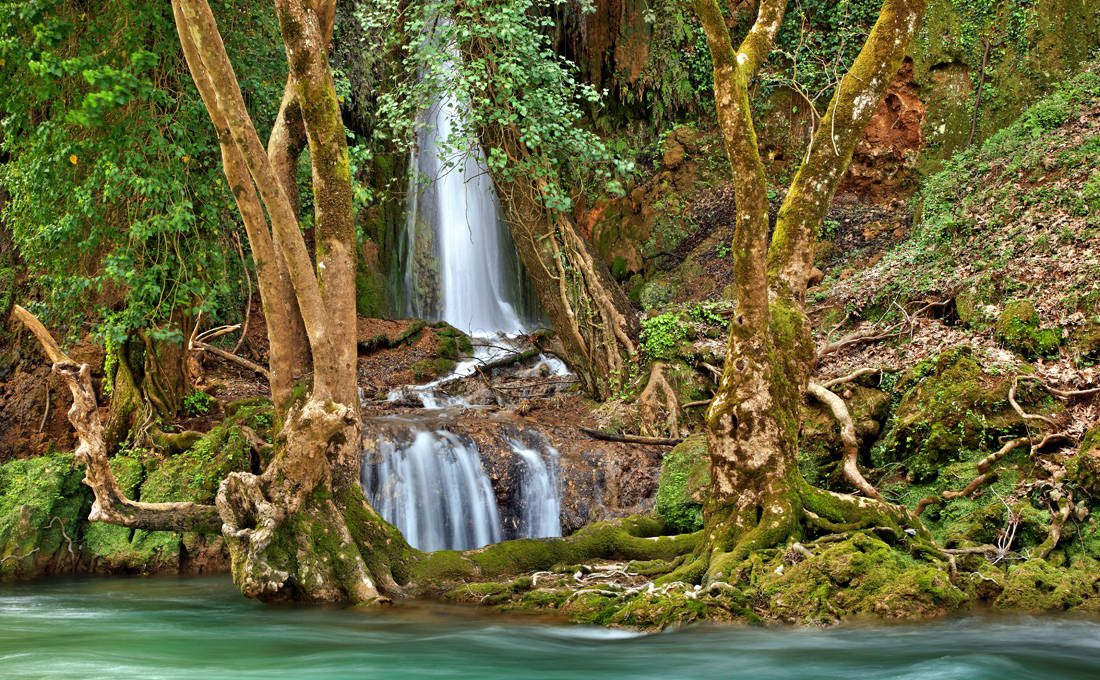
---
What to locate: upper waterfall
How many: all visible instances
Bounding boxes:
[401,60,534,336]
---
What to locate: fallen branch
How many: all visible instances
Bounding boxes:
[474,347,540,373]
[817,323,905,357]
[578,427,682,447]
[191,339,271,380]
[196,324,241,344]
[807,381,884,501]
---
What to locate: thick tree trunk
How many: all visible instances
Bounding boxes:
[103,327,192,452]
[676,0,933,584]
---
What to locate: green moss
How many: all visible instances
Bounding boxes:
[879,347,1039,481]
[755,533,968,623]
[655,435,709,533]
[1067,425,1100,499]
[995,300,1061,358]
[994,559,1100,613]
[411,358,457,382]
[0,452,90,579]
[141,424,252,505]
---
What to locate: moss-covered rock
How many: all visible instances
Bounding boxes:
[0,452,90,580]
[755,533,968,623]
[655,435,709,534]
[880,347,1038,481]
[995,300,1061,358]
[1067,425,1100,500]
[994,558,1100,613]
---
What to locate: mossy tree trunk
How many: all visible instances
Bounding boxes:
[103,326,192,453]
[677,0,934,585]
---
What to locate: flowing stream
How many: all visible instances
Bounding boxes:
[364,78,561,552]
[3,577,1099,680]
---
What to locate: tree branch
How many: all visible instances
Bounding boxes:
[12,305,221,534]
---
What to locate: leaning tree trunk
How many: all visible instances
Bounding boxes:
[667,0,935,586]
[492,168,639,399]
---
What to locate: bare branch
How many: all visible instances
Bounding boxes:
[13,305,221,534]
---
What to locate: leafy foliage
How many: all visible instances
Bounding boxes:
[640,313,687,360]
[0,0,285,342]
[369,0,631,213]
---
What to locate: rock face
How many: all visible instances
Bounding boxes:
[455,411,661,536]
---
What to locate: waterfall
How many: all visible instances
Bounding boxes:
[361,421,564,551]
[401,58,533,335]
[511,439,561,539]
[361,428,502,552]
[366,61,563,552]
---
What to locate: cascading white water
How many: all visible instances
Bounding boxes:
[367,54,564,552]
[361,428,502,552]
[402,57,529,335]
[510,439,561,539]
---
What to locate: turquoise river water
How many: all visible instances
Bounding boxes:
[1,576,1098,679]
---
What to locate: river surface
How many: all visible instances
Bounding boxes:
[1,576,1098,679]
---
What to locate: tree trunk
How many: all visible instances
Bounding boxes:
[103,326,191,453]
[672,0,934,585]
[494,176,639,399]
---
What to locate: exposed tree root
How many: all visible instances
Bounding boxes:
[655,481,933,588]
[807,381,884,501]
[821,367,879,389]
[637,362,681,437]
[1035,492,1073,560]
[409,517,701,592]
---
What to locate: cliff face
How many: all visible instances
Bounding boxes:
[562,0,1100,202]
